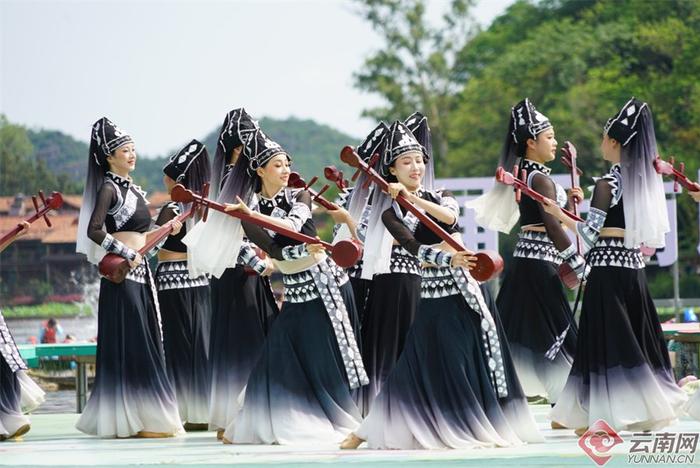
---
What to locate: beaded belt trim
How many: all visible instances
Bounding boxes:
[421,266,460,299]
[155,260,209,291]
[347,259,364,278]
[513,230,562,265]
[388,245,421,276]
[588,237,644,270]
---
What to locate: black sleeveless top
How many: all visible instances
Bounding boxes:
[87,172,151,246]
[155,202,188,253]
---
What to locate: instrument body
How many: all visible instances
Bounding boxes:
[99,185,210,283]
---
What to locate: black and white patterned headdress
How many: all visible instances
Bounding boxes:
[380,121,426,178]
[511,98,552,144]
[337,122,390,245]
[356,122,389,163]
[218,108,259,156]
[90,117,133,168]
[210,108,259,201]
[243,129,290,176]
[403,111,434,190]
[607,98,669,249]
[604,97,647,147]
[404,112,431,158]
[163,139,206,182]
[162,139,211,194]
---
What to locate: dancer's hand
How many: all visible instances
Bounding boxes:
[170,220,183,236]
[307,242,325,255]
[387,182,409,200]
[542,197,564,220]
[690,190,700,203]
[451,250,477,270]
[128,252,143,269]
[224,196,253,216]
[261,258,275,277]
[568,187,584,205]
[15,221,30,238]
[326,205,351,224]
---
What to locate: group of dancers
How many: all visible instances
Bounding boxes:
[1,97,699,448]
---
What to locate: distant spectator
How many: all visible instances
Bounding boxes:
[39,318,64,344]
[63,334,76,344]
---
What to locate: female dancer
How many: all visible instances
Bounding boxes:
[545,98,687,433]
[155,139,212,430]
[1,222,45,441]
[219,128,367,445]
[183,109,278,438]
[467,99,583,409]
[75,117,182,438]
[329,122,389,324]
[358,113,441,414]
[340,119,542,449]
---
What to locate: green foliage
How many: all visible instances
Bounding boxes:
[446,0,700,296]
[448,0,700,179]
[26,128,88,185]
[2,302,91,319]
[0,116,81,196]
[354,0,700,296]
[352,0,480,165]
[1,115,357,196]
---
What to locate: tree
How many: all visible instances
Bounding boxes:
[0,115,37,195]
[0,115,81,196]
[446,0,700,296]
[352,0,479,172]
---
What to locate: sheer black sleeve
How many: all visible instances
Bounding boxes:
[381,205,453,267]
[577,178,613,250]
[87,183,117,246]
[241,221,286,261]
[241,191,318,262]
[531,174,574,253]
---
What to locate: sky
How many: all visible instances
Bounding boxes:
[1,0,513,157]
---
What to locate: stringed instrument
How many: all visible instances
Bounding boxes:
[340,146,503,282]
[0,191,63,250]
[653,156,700,192]
[323,166,350,191]
[99,184,210,283]
[560,141,583,252]
[170,185,362,268]
[288,172,337,210]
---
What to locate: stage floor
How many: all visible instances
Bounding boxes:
[2,405,699,467]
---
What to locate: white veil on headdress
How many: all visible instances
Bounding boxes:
[605,97,669,248]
